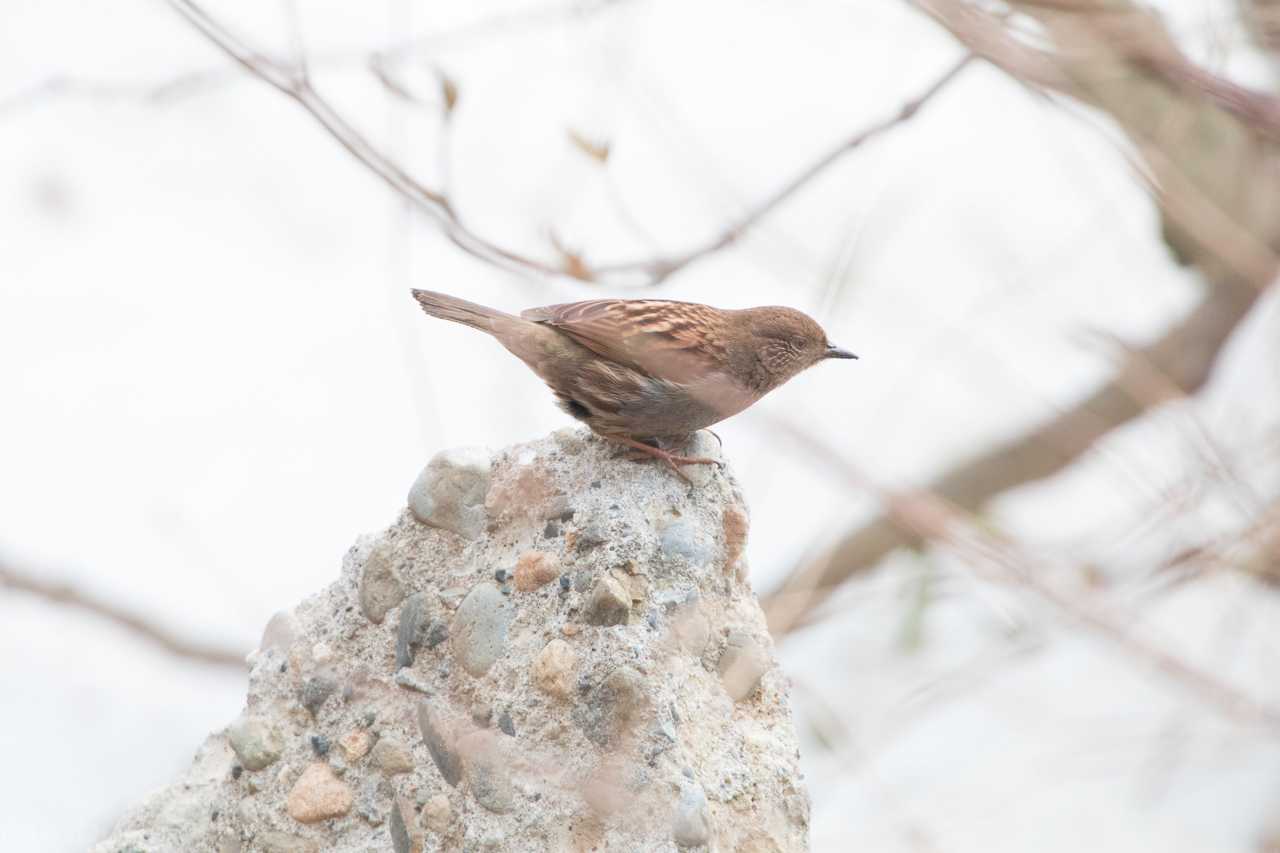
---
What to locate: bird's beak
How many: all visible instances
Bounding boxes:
[825,344,858,360]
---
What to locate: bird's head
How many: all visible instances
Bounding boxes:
[738,306,857,388]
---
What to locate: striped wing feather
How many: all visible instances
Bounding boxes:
[521,300,727,386]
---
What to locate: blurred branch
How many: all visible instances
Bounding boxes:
[0,560,244,668]
[165,0,971,285]
[765,0,1280,631]
[767,421,1280,737]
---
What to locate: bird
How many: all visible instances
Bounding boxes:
[410,289,857,480]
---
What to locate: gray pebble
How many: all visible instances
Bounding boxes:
[388,799,411,853]
[672,782,712,847]
[407,446,492,539]
[660,520,715,567]
[358,544,405,624]
[451,583,515,677]
[498,710,515,737]
[417,702,463,787]
[396,593,434,669]
[300,675,337,718]
[466,736,515,814]
[226,716,282,771]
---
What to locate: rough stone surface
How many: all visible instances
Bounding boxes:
[407,446,492,539]
[286,762,354,823]
[90,428,809,853]
[226,716,282,772]
[717,630,771,702]
[513,550,560,591]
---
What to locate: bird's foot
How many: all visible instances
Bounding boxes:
[602,434,723,484]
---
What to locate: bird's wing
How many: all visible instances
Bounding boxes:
[521,299,726,386]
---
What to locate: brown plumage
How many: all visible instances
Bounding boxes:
[410,289,857,479]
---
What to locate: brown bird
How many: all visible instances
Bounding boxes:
[410,289,856,479]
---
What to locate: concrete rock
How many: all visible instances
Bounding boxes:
[91,429,809,853]
[407,446,492,539]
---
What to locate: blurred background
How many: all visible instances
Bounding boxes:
[3,0,1280,849]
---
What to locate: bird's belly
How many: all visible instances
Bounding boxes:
[610,373,754,438]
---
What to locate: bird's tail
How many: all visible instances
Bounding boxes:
[410,289,516,334]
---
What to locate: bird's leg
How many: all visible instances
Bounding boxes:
[601,434,722,483]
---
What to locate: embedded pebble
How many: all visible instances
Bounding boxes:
[672,782,712,847]
[396,593,434,669]
[286,763,353,823]
[532,639,577,699]
[359,544,405,624]
[338,730,373,762]
[422,793,452,834]
[513,550,560,591]
[388,798,414,853]
[257,831,316,853]
[300,675,337,718]
[584,574,630,626]
[574,665,649,748]
[416,702,463,787]
[407,446,492,539]
[257,611,299,656]
[225,716,282,771]
[451,583,515,676]
[372,738,415,775]
[659,520,716,567]
[717,630,770,701]
[464,733,515,814]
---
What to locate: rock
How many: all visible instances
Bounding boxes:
[258,611,299,655]
[416,702,463,787]
[286,763,353,823]
[257,831,317,853]
[583,574,630,626]
[574,666,650,748]
[359,544,405,624]
[225,716,282,771]
[300,675,337,718]
[717,630,770,701]
[90,429,809,853]
[422,793,452,834]
[388,798,417,853]
[513,550,560,591]
[671,602,710,656]
[722,506,749,570]
[338,729,372,762]
[532,639,576,699]
[396,592,438,669]
[659,519,716,567]
[407,446,492,539]
[451,583,515,676]
[463,732,515,814]
[672,782,712,848]
[371,737,415,775]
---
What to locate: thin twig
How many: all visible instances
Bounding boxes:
[165,0,971,286]
[0,561,245,668]
[767,418,1280,738]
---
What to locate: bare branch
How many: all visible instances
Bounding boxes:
[0,560,245,668]
[164,0,970,286]
[766,420,1280,737]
